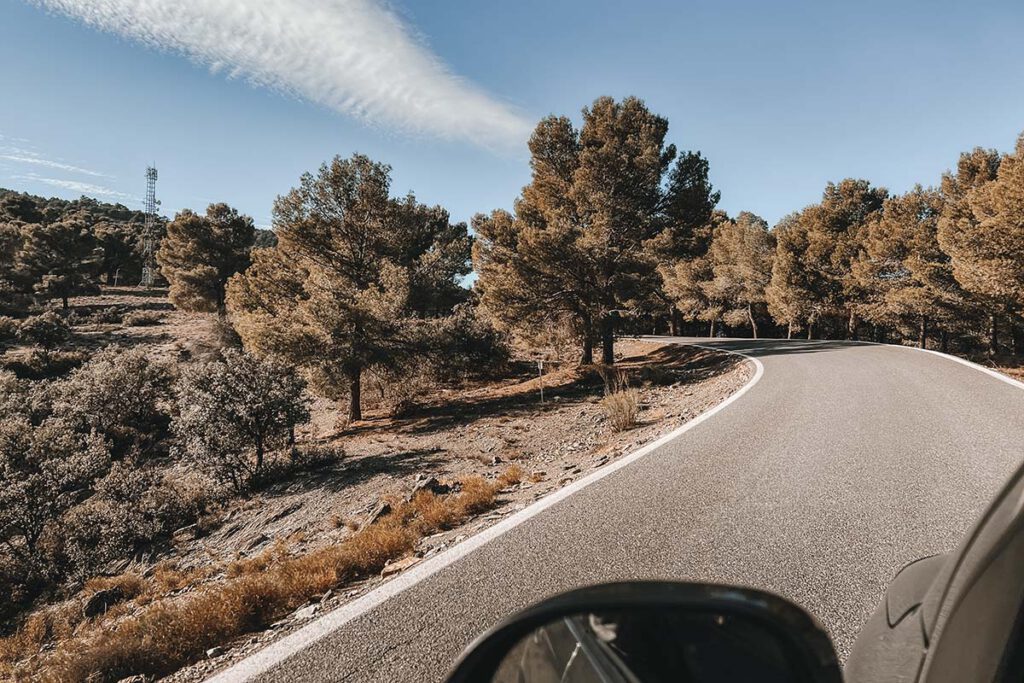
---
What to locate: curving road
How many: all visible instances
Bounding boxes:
[212,338,1024,682]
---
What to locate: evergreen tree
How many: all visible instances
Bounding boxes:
[18,220,101,308]
[853,187,967,348]
[477,97,689,364]
[704,212,775,338]
[938,140,1024,352]
[158,203,255,314]
[226,154,471,422]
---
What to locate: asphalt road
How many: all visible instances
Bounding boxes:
[219,338,1024,682]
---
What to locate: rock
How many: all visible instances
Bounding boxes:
[172,523,198,543]
[83,586,125,618]
[243,533,269,552]
[454,534,466,543]
[409,476,451,499]
[490,455,503,466]
[206,646,224,658]
[381,555,421,578]
[292,603,319,621]
[318,589,334,602]
[117,676,152,683]
[367,500,392,524]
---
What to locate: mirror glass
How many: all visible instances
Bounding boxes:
[491,607,801,683]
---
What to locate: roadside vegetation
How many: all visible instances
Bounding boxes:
[2,93,1022,681]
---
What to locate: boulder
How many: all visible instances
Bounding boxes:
[409,475,451,499]
[368,500,392,525]
[292,603,319,621]
[381,555,421,578]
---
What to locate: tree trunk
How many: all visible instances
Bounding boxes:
[670,308,682,337]
[347,366,362,421]
[806,320,814,340]
[709,318,716,338]
[990,313,999,357]
[1012,321,1024,357]
[940,329,949,353]
[919,315,928,349]
[600,315,615,365]
[847,310,858,341]
[747,304,759,339]
[581,334,594,365]
[786,323,793,340]
[253,432,265,484]
[62,296,69,309]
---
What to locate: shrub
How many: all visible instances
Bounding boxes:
[89,307,127,325]
[16,311,70,351]
[61,464,198,582]
[422,304,512,382]
[0,416,112,622]
[3,348,89,380]
[53,347,172,458]
[0,316,17,344]
[8,470,510,681]
[600,389,640,432]
[174,349,310,492]
[122,310,163,327]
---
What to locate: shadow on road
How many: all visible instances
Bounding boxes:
[645,336,875,359]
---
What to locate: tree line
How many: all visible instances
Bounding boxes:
[474,97,1024,358]
[4,95,1023,428]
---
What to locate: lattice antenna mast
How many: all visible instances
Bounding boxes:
[140,166,159,288]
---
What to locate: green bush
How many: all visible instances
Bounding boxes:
[16,311,70,350]
[174,349,310,492]
[122,310,164,327]
[0,316,17,343]
[53,347,172,458]
[3,349,89,380]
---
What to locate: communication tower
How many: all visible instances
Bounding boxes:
[139,166,159,288]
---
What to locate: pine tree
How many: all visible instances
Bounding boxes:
[852,187,968,348]
[705,212,774,338]
[18,220,101,308]
[765,213,816,338]
[476,97,684,365]
[157,203,255,314]
[226,154,471,422]
[936,147,1003,352]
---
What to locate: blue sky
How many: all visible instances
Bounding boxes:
[2,0,1023,229]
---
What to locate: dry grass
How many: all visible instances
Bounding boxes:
[4,469,513,682]
[599,388,640,432]
[496,463,524,488]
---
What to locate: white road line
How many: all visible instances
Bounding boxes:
[903,346,1024,392]
[206,348,765,682]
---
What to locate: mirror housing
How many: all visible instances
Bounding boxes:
[445,581,841,683]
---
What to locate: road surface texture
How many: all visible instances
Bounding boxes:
[218,338,1024,682]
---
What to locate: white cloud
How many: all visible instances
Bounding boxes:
[13,173,135,201]
[0,153,111,178]
[34,0,532,150]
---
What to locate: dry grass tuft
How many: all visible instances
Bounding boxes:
[17,472,509,682]
[496,464,524,488]
[600,388,640,432]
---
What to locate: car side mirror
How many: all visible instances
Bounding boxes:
[445,582,842,683]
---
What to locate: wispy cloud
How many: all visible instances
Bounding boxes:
[13,173,135,201]
[0,153,111,178]
[34,0,532,150]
